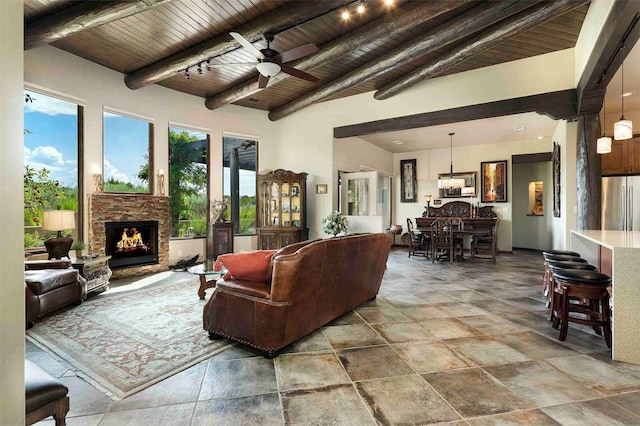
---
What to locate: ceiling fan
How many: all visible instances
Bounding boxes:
[228,32,320,88]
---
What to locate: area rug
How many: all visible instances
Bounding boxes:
[27,275,233,400]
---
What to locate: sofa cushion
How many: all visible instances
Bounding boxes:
[25,269,79,295]
[217,250,277,282]
[216,279,271,299]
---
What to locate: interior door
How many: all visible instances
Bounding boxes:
[340,171,377,216]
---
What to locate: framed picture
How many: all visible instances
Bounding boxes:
[480,160,508,203]
[400,159,417,203]
[290,186,299,197]
[552,141,561,217]
[316,184,327,194]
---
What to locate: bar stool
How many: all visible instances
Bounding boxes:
[542,253,585,304]
[551,269,612,348]
[547,261,598,321]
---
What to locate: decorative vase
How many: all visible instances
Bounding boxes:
[212,200,228,223]
[75,250,83,258]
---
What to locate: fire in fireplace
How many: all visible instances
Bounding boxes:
[105,221,159,269]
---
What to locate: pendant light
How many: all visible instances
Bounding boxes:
[614,45,633,140]
[449,132,455,178]
[597,99,612,154]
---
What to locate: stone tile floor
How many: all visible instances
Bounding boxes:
[31,248,640,425]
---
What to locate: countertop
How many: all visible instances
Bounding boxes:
[571,230,640,249]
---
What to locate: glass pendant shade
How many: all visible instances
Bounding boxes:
[597,136,612,154]
[614,119,633,140]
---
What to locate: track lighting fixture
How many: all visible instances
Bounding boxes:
[205,59,211,72]
[341,9,350,20]
[357,0,366,14]
[197,63,203,74]
[184,68,190,79]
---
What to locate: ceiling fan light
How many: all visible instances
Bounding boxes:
[597,136,612,154]
[256,62,281,77]
[614,118,633,140]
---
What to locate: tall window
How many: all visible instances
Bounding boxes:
[168,127,209,238]
[103,110,153,193]
[223,136,257,235]
[23,89,81,248]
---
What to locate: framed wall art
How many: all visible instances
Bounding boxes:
[480,160,508,203]
[400,159,417,203]
[552,141,561,217]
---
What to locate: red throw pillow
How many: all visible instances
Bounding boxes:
[216,250,277,282]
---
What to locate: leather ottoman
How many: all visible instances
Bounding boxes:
[25,359,69,425]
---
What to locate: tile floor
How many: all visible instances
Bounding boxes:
[30,248,640,425]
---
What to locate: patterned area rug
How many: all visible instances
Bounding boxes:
[27,274,233,399]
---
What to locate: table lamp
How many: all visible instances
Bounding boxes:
[42,209,75,259]
[424,194,433,217]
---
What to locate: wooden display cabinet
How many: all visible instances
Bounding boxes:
[257,169,308,250]
[602,136,640,176]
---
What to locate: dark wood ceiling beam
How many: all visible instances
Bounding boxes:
[204,0,470,110]
[124,1,345,90]
[25,0,176,50]
[577,0,640,114]
[267,0,541,121]
[333,89,577,138]
[374,0,590,101]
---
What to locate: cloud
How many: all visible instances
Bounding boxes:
[24,90,77,116]
[104,159,130,183]
[24,145,66,171]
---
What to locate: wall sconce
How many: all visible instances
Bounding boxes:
[157,169,165,196]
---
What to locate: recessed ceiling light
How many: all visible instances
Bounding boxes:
[393,140,403,145]
[537,135,544,140]
[622,92,634,97]
[384,0,394,5]
[341,10,350,20]
[513,125,526,131]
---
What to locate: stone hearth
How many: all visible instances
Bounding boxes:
[89,194,170,279]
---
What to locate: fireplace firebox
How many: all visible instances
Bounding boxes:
[105,221,159,269]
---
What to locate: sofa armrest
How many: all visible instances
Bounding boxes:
[25,260,72,270]
[216,279,271,299]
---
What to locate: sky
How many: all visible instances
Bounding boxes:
[24,90,256,194]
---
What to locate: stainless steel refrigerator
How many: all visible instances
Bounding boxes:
[602,176,640,230]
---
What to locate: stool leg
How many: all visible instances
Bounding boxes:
[603,296,612,349]
[53,396,69,426]
[558,290,569,341]
[589,299,603,336]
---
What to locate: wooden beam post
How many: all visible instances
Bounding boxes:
[204,0,469,110]
[374,0,589,100]
[25,0,176,50]
[124,1,344,90]
[576,114,602,230]
[267,0,540,121]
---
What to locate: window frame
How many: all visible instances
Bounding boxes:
[167,126,210,240]
[102,107,154,195]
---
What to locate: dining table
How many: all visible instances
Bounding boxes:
[415,217,495,261]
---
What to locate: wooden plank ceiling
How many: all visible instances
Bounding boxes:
[24,0,590,118]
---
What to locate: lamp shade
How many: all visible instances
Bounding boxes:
[425,194,432,202]
[614,119,633,140]
[256,62,281,77]
[597,136,612,154]
[42,210,75,231]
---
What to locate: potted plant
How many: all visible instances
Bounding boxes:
[71,241,86,258]
[322,211,348,237]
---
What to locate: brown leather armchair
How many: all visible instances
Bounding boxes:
[203,233,392,356]
[25,260,87,328]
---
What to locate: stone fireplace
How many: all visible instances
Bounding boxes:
[89,194,170,279]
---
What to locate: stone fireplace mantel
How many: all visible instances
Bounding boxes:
[88,194,170,279]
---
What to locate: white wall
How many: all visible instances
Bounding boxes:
[393,150,430,232]
[551,120,579,249]
[512,162,553,250]
[0,0,25,422]
[275,49,576,239]
[24,46,279,263]
[574,0,616,85]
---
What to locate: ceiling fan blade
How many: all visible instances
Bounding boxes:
[258,74,270,88]
[280,65,319,83]
[230,32,264,60]
[277,44,318,63]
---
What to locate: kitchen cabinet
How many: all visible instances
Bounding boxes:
[602,136,640,176]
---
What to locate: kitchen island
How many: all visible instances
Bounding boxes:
[571,230,640,365]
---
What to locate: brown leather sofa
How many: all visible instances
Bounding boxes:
[25,260,87,328]
[203,233,392,356]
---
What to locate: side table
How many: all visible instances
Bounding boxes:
[71,256,112,293]
[187,264,226,299]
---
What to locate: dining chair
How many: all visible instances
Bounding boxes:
[471,219,499,263]
[406,218,428,258]
[430,218,454,263]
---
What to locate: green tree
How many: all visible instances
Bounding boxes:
[24,165,62,226]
